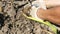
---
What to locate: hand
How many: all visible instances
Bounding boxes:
[36,6,60,25]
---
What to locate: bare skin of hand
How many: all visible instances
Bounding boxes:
[37,6,60,25]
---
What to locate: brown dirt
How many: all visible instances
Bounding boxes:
[0,0,59,34]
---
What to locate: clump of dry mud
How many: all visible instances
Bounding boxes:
[0,0,59,34]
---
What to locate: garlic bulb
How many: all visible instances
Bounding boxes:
[30,0,46,20]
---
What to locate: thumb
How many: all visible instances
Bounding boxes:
[36,8,48,20]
